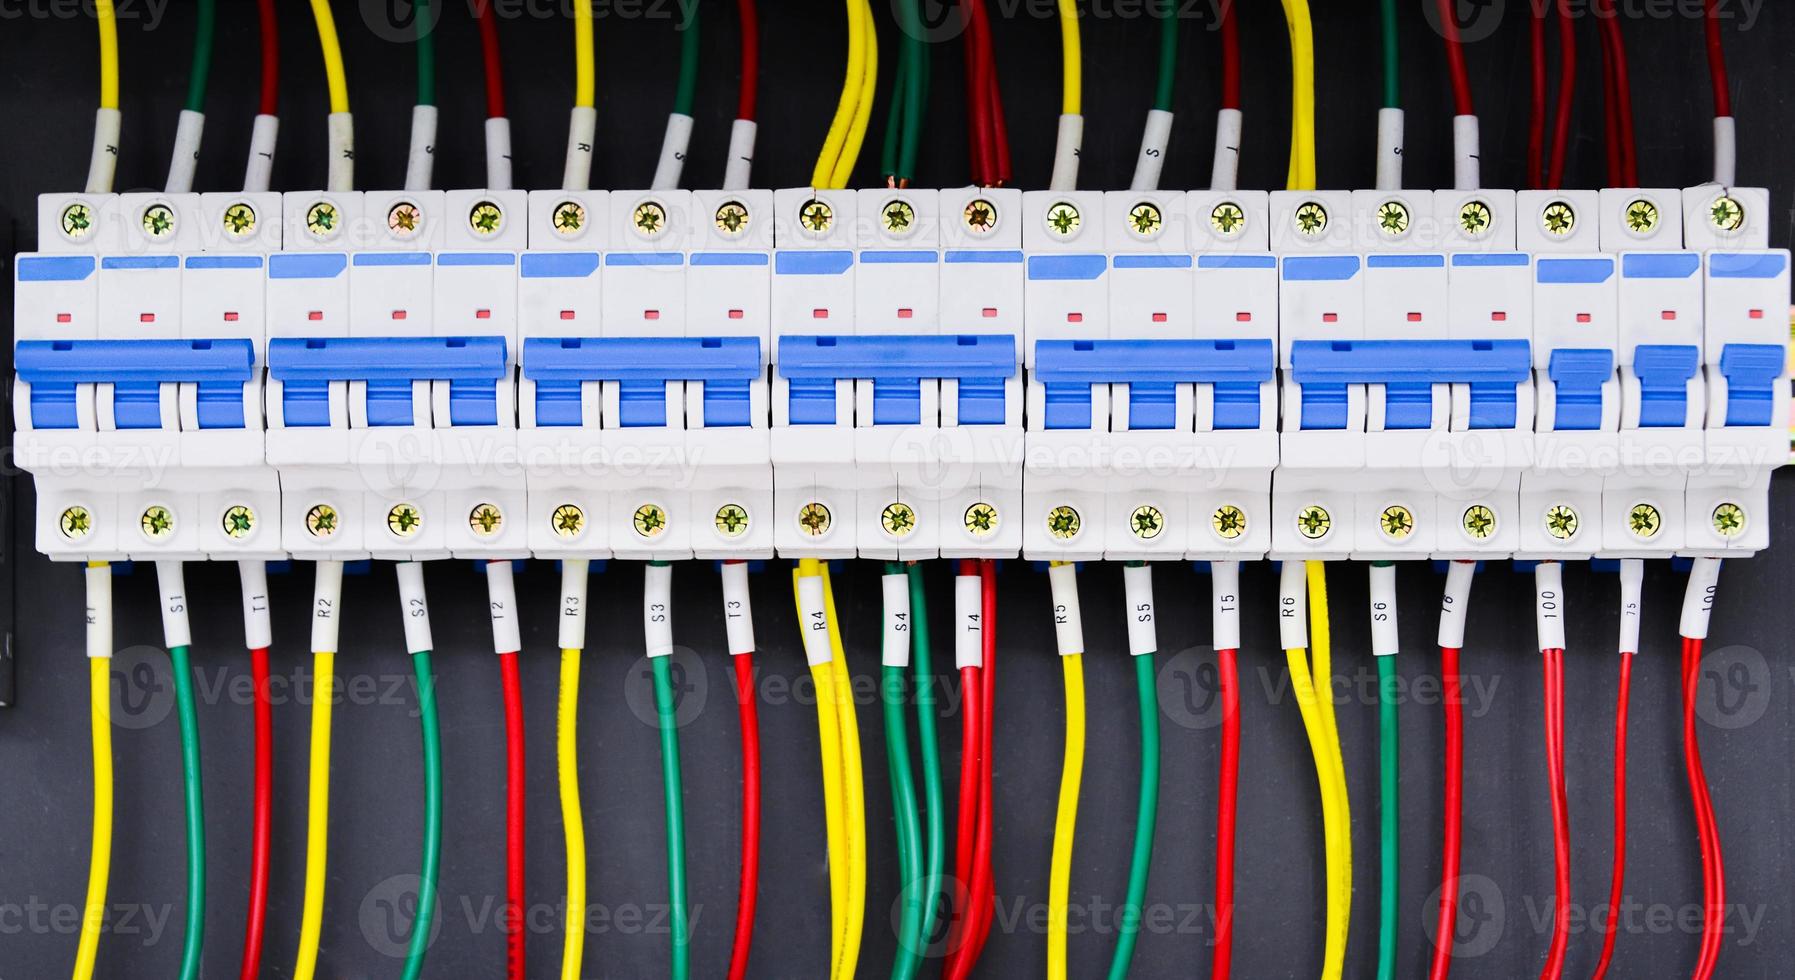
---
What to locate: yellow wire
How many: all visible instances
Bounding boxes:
[74,655,113,980]
[1284,645,1347,980]
[573,0,596,108]
[1288,561,1350,980]
[819,566,867,978]
[557,648,588,980]
[1278,0,1318,189]
[812,0,865,188]
[292,651,335,980]
[828,0,879,189]
[1047,652,1086,980]
[794,560,849,977]
[1058,0,1082,116]
[94,0,118,110]
[306,0,349,114]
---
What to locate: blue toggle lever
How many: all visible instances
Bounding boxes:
[776,334,1017,427]
[1631,345,1699,428]
[1545,349,1615,431]
[1717,343,1785,427]
[16,338,256,431]
[522,336,761,428]
[268,336,508,428]
[1032,338,1275,431]
[1287,339,1531,431]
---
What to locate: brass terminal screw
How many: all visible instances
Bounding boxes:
[881,502,918,538]
[1462,504,1497,540]
[1212,504,1248,540]
[468,200,503,236]
[304,200,340,238]
[1711,502,1747,538]
[386,502,423,539]
[797,501,833,536]
[1127,202,1164,238]
[714,200,750,236]
[632,200,668,237]
[714,503,750,538]
[880,199,916,235]
[1045,202,1082,237]
[1379,504,1415,541]
[1544,504,1580,541]
[140,505,175,540]
[1129,504,1165,540]
[1541,200,1577,237]
[963,198,998,234]
[304,503,340,538]
[1294,201,1329,237]
[61,202,94,239]
[1296,505,1332,540]
[963,502,999,537]
[550,503,586,538]
[1628,503,1662,539]
[1708,195,1745,232]
[222,202,257,238]
[552,200,588,237]
[1376,200,1410,237]
[387,200,423,237]
[141,203,176,239]
[1209,202,1247,237]
[1624,198,1660,234]
[60,505,93,539]
[799,198,834,234]
[1458,200,1493,238]
[1046,505,1082,540]
[633,503,669,538]
[467,503,504,538]
[221,505,256,539]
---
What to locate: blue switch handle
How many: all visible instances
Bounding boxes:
[1546,348,1615,431]
[1632,345,1699,429]
[268,336,508,382]
[1033,338,1274,385]
[777,334,1017,381]
[16,338,255,384]
[521,336,761,383]
[1288,339,1530,385]
[1718,343,1785,428]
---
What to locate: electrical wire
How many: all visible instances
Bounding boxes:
[823,567,869,979]
[1594,0,1638,186]
[835,0,880,189]
[556,560,590,980]
[1044,563,1086,980]
[1153,1,1177,112]
[1591,559,1642,980]
[73,563,114,980]
[674,1,701,116]
[794,561,849,976]
[881,0,926,185]
[645,562,692,980]
[498,649,527,980]
[414,0,436,106]
[1701,0,1735,185]
[1547,0,1575,190]
[908,564,947,976]
[1527,6,1546,189]
[306,0,353,193]
[1283,561,1351,977]
[1048,0,1082,191]
[1108,563,1161,980]
[405,0,438,192]
[1429,561,1476,980]
[1210,563,1243,980]
[813,0,875,189]
[1370,562,1400,980]
[86,0,121,194]
[736,0,759,120]
[294,561,342,980]
[654,0,702,189]
[1209,0,1243,191]
[1680,559,1726,979]
[565,0,597,190]
[1278,0,1317,190]
[943,561,990,980]
[1434,0,1473,116]
[395,563,442,980]
[474,0,506,118]
[881,564,926,980]
[153,560,205,980]
[1379,0,1400,109]
[1533,562,1570,980]
[959,560,1000,971]
[186,0,217,113]
[722,562,761,980]
[240,561,275,980]
[1130,4,1177,191]
[255,0,279,116]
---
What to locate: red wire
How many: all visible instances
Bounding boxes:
[985,59,1013,187]
[1682,637,1726,979]
[1591,651,1634,980]
[727,651,762,980]
[1211,648,1240,980]
[498,650,527,980]
[1540,648,1571,980]
[1434,0,1476,116]
[945,661,982,973]
[1546,0,1576,190]
[1527,6,1546,189]
[1596,0,1638,185]
[471,0,506,119]
[254,0,279,117]
[238,647,273,980]
[1428,646,1464,980]
[961,2,994,186]
[1598,19,1621,189]
[1702,0,1731,117]
[735,0,760,121]
[962,560,999,963]
[1219,0,1241,111]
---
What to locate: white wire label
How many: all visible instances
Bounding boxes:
[1279,561,1309,651]
[1534,563,1566,652]
[644,564,675,658]
[1047,564,1084,657]
[239,560,273,651]
[1437,562,1476,651]
[85,565,112,660]
[396,562,434,655]
[1618,559,1644,655]
[721,562,756,656]
[1369,565,1400,657]
[1211,562,1242,652]
[1680,558,1722,641]
[486,561,522,655]
[1123,564,1157,657]
[156,560,193,650]
[559,559,589,651]
[955,575,983,670]
[797,575,833,666]
[882,574,912,668]
[311,561,343,655]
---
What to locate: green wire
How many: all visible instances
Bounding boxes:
[673,0,702,117]
[401,651,443,980]
[1153,3,1178,112]
[1379,0,1401,109]
[652,654,692,980]
[880,0,928,183]
[169,645,205,980]
[416,0,436,106]
[184,0,216,113]
[879,38,911,180]
[883,560,926,977]
[1107,650,1161,980]
[1376,653,1400,980]
[908,563,946,970]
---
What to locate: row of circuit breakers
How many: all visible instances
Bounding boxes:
[11,183,1789,564]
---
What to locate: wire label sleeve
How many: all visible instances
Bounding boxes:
[1534,562,1566,652]
[1437,562,1476,651]
[239,560,273,651]
[797,574,833,666]
[882,574,912,668]
[85,564,112,659]
[1123,564,1157,657]
[312,560,343,655]
[1047,563,1085,656]
[559,559,589,651]
[1618,558,1644,654]
[1369,565,1399,657]
[156,560,193,650]
[486,561,522,655]
[955,574,983,670]
[397,562,435,655]
[1279,561,1309,651]
[1211,561,1241,652]
[644,563,675,658]
[721,562,756,656]
[1680,558,1722,640]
